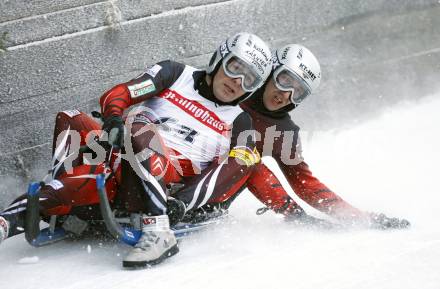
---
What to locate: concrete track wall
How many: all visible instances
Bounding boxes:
[0,0,439,206]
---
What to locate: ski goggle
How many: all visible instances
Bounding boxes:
[273,68,311,105]
[222,54,263,92]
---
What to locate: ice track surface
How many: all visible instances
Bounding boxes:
[1,95,440,289]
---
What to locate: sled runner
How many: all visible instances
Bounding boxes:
[24,178,228,247]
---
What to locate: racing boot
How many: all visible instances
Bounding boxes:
[0,216,9,244]
[123,214,178,268]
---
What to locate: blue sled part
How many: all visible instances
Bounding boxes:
[173,221,215,239]
[96,174,106,190]
[120,228,142,246]
[120,220,219,244]
[27,182,41,196]
[30,227,68,247]
[31,219,219,247]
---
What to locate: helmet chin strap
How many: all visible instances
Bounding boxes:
[194,69,233,106]
[208,60,222,79]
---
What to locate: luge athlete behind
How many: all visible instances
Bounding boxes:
[173,44,410,230]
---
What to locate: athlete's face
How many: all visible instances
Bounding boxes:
[212,66,246,103]
[262,78,292,111]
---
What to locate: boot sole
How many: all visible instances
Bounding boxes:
[122,244,179,269]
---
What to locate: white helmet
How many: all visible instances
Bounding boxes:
[272,44,321,105]
[207,32,272,93]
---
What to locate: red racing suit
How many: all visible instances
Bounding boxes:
[239,99,370,222]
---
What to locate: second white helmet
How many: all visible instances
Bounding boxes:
[272,44,321,105]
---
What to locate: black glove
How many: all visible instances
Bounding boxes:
[369,213,410,230]
[102,115,124,148]
[167,197,187,226]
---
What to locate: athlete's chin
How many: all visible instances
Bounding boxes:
[263,99,279,111]
[217,91,238,103]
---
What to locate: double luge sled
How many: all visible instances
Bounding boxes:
[24,174,228,247]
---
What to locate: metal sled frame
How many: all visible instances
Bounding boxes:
[24,175,226,247]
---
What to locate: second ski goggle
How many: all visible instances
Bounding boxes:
[273,68,311,105]
[222,55,263,92]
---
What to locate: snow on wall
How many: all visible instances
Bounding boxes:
[0,0,439,206]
